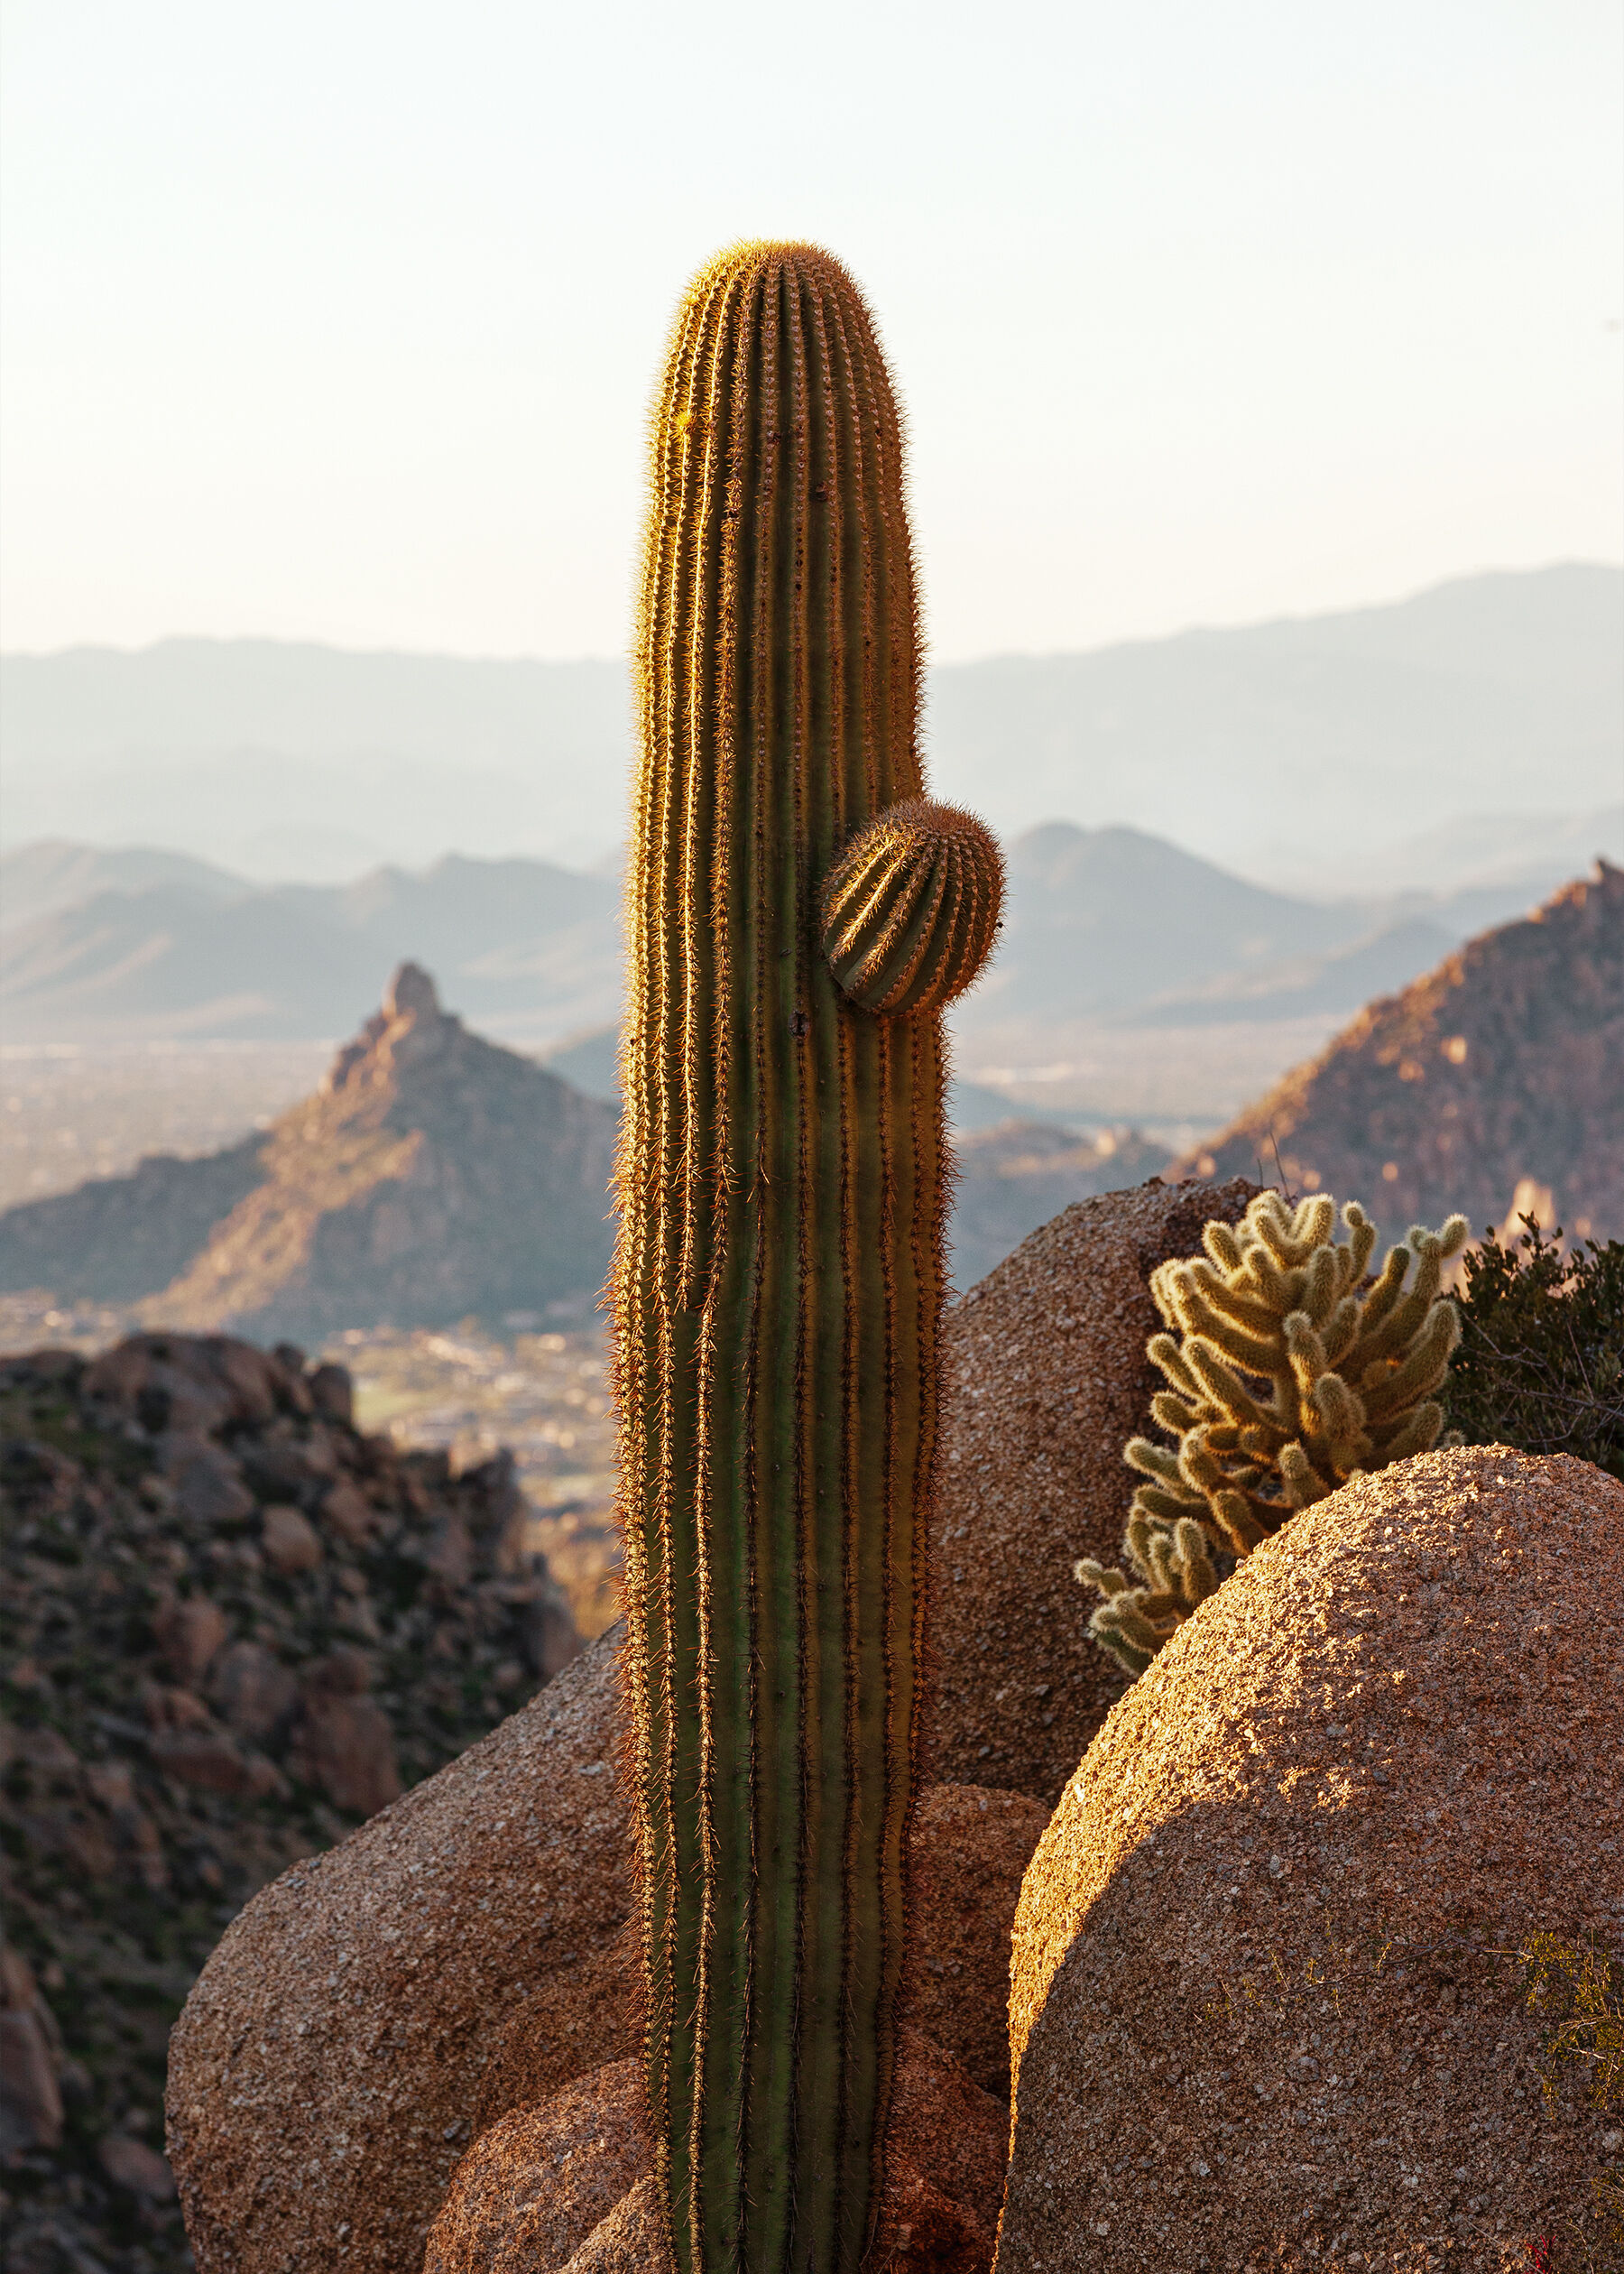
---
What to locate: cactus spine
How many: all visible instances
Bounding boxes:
[614,242,1000,2274]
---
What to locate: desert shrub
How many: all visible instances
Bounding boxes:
[1446,1217,1624,1482]
[1522,1930,1624,2272]
[1077,1190,1467,1676]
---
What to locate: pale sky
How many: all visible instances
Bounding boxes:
[2,0,1619,662]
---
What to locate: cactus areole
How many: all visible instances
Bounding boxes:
[612,242,1001,2273]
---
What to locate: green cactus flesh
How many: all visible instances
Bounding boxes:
[613,242,998,2274]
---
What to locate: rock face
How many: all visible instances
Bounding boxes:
[947,1123,1173,1292]
[0,962,620,1339]
[0,1332,580,2273]
[424,2059,656,2274]
[166,1601,1045,2274]
[998,1447,1624,2274]
[904,1786,1048,2098]
[926,1175,1258,1799]
[166,1626,629,2272]
[424,2029,1009,2274]
[1182,861,1624,1243]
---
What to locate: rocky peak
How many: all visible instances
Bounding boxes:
[383,959,441,1024]
[1181,860,1624,1240]
[0,965,621,1341]
[320,961,455,1097]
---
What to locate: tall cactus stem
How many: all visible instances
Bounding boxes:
[612,240,997,2274]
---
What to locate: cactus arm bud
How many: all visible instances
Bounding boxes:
[821,800,1003,1016]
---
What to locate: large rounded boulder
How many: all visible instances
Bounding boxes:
[998,1447,1624,2273]
[167,1615,1044,2270]
[927,1175,1257,1799]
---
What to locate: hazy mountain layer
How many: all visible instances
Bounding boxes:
[0,851,621,1048]
[4,566,1617,881]
[1,824,1579,1052]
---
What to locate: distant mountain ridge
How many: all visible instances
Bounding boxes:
[0,966,619,1339]
[0,849,621,1049]
[4,565,1617,881]
[5,820,1606,1053]
[1181,863,1624,1243]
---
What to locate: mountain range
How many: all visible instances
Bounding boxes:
[1182,863,1624,1243]
[0,966,618,1340]
[4,565,1618,884]
[4,862,1619,1328]
[6,816,1616,1056]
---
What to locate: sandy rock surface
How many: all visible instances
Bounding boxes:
[425,2029,1006,2274]
[927,1174,1257,1798]
[166,1592,1039,2272]
[424,2057,654,2274]
[166,1626,632,2273]
[998,1447,1624,2274]
[903,1784,1047,2096]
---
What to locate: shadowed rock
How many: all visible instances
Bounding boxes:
[926,1174,1259,1799]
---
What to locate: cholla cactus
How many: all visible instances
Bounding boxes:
[1078,1190,1469,1676]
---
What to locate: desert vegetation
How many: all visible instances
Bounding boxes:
[1077,1190,1467,1673]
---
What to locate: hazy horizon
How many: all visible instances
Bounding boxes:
[4,1,1619,662]
[4,555,1621,669]
[5,566,1619,888]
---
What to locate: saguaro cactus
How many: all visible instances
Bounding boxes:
[613,242,1001,2274]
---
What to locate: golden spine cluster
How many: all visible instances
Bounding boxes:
[1080,1191,1469,1675]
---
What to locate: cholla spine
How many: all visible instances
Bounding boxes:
[1078,1190,1468,1676]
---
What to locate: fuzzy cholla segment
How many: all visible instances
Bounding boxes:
[1078,1190,1469,1676]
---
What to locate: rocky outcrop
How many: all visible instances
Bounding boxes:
[926,1174,1258,1799]
[0,963,620,1340]
[166,1628,632,2273]
[947,1123,1172,1291]
[1182,861,1624,1243]
[998,1447,1624,2273]
[164,1597,1044,2274]
[0,1332,580,2273]
[423,2029,1009,2274]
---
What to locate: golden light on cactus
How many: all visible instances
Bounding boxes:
[1078,1190,1470,1677]
[613,241,997,2273]
[821,799,1003,1016]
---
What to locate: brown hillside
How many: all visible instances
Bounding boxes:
[1179,861,1623,1240]
[0,966,619,1342]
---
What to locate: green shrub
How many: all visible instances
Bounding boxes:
[1446,1217,1624,1482]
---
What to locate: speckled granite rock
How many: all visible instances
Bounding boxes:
[926,1175,1258,1799]
[166,1625,632,2272]
[424,2029,1007,2274]
[997,1447,1624,2274]
[903,1784,1047,2098]
[166,1604,1039,2271]
[423,2058,653,2274]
